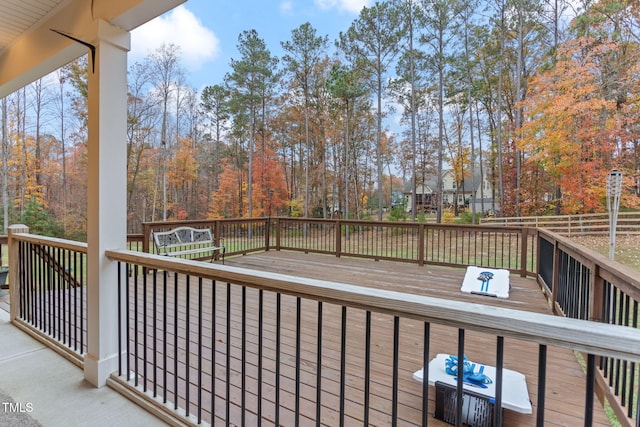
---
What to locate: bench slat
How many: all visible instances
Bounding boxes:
[165,246,224,257]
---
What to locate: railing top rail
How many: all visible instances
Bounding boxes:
[108,248,640,362]
[11,232,88,253]
[143,218,267,228]
[278,217,531,233]
[142,217,534,235]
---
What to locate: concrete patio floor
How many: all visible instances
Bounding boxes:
[0,307,167,427]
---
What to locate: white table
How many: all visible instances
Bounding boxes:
[413,353,532,414]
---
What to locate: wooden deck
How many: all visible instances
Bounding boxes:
[181,251,610,426]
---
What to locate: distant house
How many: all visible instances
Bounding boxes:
[390,191,405,208]
[402,180,436,213]
[404,170,495,214]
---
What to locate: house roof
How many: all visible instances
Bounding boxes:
[403,170,489,194]
[403,179,436,193]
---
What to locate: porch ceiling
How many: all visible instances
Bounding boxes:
[0,0,67,54]
[0,0,186,98]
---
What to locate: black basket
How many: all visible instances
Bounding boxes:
[434,381,497,427]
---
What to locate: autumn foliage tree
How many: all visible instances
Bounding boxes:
[210,159,244,218]
[165,137,199,219]
[251,144,288,217]
[518,37,625,214]
[211,142,288,219]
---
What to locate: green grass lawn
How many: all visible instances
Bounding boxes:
[570,235,640,272]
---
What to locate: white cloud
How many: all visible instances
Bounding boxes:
[131,5,220,71]
[314,0,370,14]
[280,1,294,15]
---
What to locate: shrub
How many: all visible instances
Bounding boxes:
[458,211,483,224]
[416,212,428,223]
[442,211,456,224]
[388,205,408,221]
[20,198,64,238]
[359,210,372,221]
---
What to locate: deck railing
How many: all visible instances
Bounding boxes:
[7,229,87,366]
[142,218,537,277]
[105,249,640,427]
[538,229,640,425]
[6,219,640,425]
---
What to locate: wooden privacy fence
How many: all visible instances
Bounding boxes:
[481,211,640,236]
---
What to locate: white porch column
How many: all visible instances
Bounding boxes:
[83,20,130,387]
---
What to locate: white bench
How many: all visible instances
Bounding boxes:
[152,226,225,264]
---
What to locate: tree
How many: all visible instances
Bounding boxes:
[20,197,63,237]
[166,137,199,218]
[456,0,483,222]
[125,59,158,231]
[52,71,70,235]
[62,56,89,133]
[338,0,405,221]
[30,78,49,190]
[327,64,366,220]
[2,0,639,235]
[251,144,288,217]
[541,0,572,213]
[445,98,472,216]
[420,0,462,222]
[282,22,329,218]
[518,37,622,213]
[226,30,278,219]
[211,159,244,218]
[201,84,230,196]
[200,84,230,221]
[392,0,428,219]
[306,57,336,218]
[149,43,185,221]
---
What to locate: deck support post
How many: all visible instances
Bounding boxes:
[7,224,28,322]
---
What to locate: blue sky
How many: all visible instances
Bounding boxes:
[129,0,371,91]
